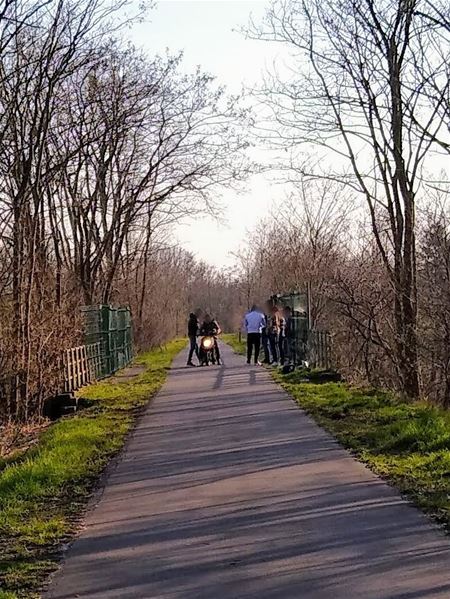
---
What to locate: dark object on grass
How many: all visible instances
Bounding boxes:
[43,393,79,420]
[281,366,342,383]
[309,370,342,383]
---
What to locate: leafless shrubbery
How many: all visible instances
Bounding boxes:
[242,0,450,401]
[417,203,450,406]
[236,177,450,403]
[120,245,242,348]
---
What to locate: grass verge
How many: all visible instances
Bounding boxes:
[222,333,246,355]
[225,333,450,531]
[0,339,186,599]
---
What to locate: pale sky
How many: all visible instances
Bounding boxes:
[128,2,450,268]
[130,0,283,267]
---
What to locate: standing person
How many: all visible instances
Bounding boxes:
[283,305,294,365]
[199,314,222,365]
[268,305,281,365]
[261,301,272,364]
[244,304,266,365]
[279,309,286,364]
[187,310,201,366]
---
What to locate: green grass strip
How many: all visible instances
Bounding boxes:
[222,333,246,355]
[0,339,186,598]
[225,333,450,532]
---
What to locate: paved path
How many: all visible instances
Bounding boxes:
[46,344,450,599]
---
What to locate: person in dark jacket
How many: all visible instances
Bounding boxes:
[279,310,287,364]
[282,306,294,364]
[268,305,281,365]
[261,301,272,364]
[199,314,222,364]
[187,310,201,366]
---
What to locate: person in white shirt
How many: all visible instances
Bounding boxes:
[244,305,266,365]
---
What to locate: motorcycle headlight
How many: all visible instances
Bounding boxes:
[203,337,213,349]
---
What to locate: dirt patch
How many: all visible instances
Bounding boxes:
[108,365,146,383]
[0,421,49,463]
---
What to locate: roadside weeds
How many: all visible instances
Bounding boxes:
[0,339,185,599]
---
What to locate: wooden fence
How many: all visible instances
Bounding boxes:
[63,342,103,394]
[1,340,116,421]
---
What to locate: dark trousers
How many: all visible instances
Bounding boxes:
[279,335,285,363]
[247,333,261,364]
[285,337,294,363]
[269,332,279,363]
[215,338,221,362]
[261,332,271,363]
[188,335,199,363]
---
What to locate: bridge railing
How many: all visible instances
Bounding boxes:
[82,305,133,379]
[307,330,332,370]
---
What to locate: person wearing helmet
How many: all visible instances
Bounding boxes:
[199,314,222,365]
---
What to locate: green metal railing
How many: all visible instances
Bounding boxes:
[272,290,333,368]
[307,330,332,369]
[82,305,133,378]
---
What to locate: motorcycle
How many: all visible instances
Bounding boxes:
[199,335,217,366]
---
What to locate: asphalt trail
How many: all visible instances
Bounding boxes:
[46,343,450,598]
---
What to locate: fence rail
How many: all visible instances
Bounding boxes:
[62,305,134,394]
[307,330,332,369]
[82,305,133,379]
[63,342,103,394]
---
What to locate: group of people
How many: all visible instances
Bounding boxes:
[186,302,294,368]
[187,310,222,366]
[244,302,293,366]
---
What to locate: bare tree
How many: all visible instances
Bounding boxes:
[51,47,248,305]
[418,198,450,406]
[0,0,137,419]
[249,0,450,397]
[0,0,250,423]
[0,1,249,424]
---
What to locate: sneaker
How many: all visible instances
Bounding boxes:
[246,360,251,365]
[256,361,262,366]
